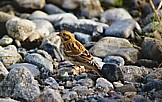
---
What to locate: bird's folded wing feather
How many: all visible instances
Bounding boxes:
[63,40,93,61]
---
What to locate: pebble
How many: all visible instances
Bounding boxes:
[95,78,114,93]
[141,37,162,62]
[0,35,13,46]
[44,4,65,14]
[89,37,139,64]
[74,32,92,44]
[60,19,108,34]
[34,88,63,102]
[72,86,94,96]
[101,63,123,82]
[6,18,36,41]
[15,0,45,9]
[100,8,132,24]
[24,53,53,72]
[105,19,142,38]
[7,63,40,77]
[0,67,40,101]
[135,59,158,68]
[29,19,54,42]
[80,0,103,18]
[75,78,94,88]
[142,80,162,91]
[62,91,78,101]
[119,65,149,82]
[103,56,125,66]
[0,61,8,81]
[115,84,137,94]
[0,45,22,66]
[0,97,20,102]
[44,77,59,89]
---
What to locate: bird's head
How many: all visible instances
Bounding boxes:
[57,30,75,41]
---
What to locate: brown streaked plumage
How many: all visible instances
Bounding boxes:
[57,30,102,76]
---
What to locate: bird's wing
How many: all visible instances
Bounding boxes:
[63,40,86,56]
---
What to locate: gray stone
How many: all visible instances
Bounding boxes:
[0,97,20,102]
[29,10,48,20]
[101,63,123,82]
[141,37,162,62]
[115,84,137,94]
[144,68,162,83]
[0,61,8,81]
[35,88,63,102]
[74,32,92,44]
[75,78,94,87]
[24,53,53,72]
[15,0,45,9]
[0,35,13,46]
[0,12,18,38]
[44,77,59,89]
[134,95,151,102]
[33,19,54,34]
[120,65,149,82]
[40,33,63,61]
[105,19,142,38]
[0,67,40,101]
[0,45,22,67]
[154,90,162,100]
[135,59,158,68]
[100,8,132,24]
[80,0,103,18]
[61,0,79,10]
[7,63,40,77]
[62,91,78,101]
[103,56,125,66]
[29,19,54,42]
[29,11,78,25]
[6,18,36,41]
[95,78,114,93]
[142,80,162,91]
[72,86,94,96]
[60,19,108,34]
[44,4,65,14]
[65,81,73,88]
[89,37,139,64]
[35,49,53,62]
[0,11,18,22]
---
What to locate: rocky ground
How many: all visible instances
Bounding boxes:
[0,0,162,102]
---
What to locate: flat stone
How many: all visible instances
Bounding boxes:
[24,53,53,72]
[7,63,40,77]
[100,8,132,24]
[105,19,141,38]
[89,37,139,64]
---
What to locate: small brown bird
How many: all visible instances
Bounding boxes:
[57,30,102,76]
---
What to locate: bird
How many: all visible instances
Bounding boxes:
[57,30,102,76]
